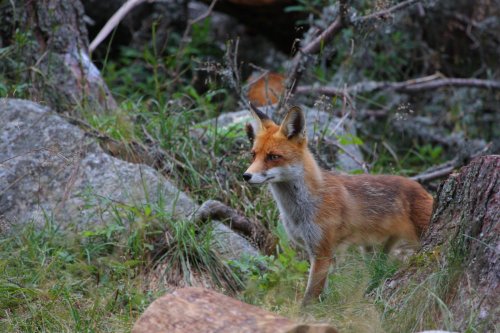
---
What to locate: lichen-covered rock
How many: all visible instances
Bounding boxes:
[0,99,192,230]
[0,98,257,261]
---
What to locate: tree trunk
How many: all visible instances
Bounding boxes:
[132,287,338,333]
[0,0,116,112]
[381,155,499,332]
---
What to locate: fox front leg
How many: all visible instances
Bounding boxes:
[302,254,333,306]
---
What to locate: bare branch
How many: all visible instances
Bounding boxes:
[89,0,149,53]
[284,16,343,98]
[410,143,492,184]
[296,77,500,97]
[224,38,250,108]
[410,165,455,183]
[398,78,500,91]
[353,0,420,24]
[174,0,218,76]
[180,0,218,44]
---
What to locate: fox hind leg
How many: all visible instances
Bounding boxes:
[382,235,399,254]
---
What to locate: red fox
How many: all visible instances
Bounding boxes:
[243,105,434,305]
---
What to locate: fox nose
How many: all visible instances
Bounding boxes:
[243,173,252,182]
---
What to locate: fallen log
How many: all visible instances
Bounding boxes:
[132,287,338,333]
[195,200,277,254]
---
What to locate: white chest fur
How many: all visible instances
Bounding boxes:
[269,179,322,255]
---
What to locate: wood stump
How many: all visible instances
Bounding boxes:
[382,155,499,332]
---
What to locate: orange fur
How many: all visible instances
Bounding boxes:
[247,72,285,107]
[244,106,434,305]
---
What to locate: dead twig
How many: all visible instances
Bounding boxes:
[224,38,250,108]
[410,165,455,183]
[174,0,218,76]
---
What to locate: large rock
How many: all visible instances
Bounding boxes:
[132,287,338,333]
[0,98,257,261]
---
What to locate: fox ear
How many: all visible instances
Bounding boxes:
[245,123,255,144]
[280,106,306,140]
[248,103,270,132]
[246,103,270,144]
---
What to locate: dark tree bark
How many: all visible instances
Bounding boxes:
[382,155,499,332]
[0,0,116,112]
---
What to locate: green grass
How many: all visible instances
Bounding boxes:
[234,246,401,333]
[0,195,239,332]
[0,219,145,332]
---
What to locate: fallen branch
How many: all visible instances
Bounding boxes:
[410,165,455,183]
[89,0,150,52]
[296,76,500,97]
[195,200,276,254]
[410,143,492,183]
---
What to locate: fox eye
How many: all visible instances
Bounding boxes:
[251,151,256,160]
[266,153,281,161]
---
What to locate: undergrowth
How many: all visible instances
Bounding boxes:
[0,195,238,332]
[0,4,467,333]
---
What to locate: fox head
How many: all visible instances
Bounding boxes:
[243,105,308,184]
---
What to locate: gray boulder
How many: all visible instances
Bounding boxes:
[0,98,257,259]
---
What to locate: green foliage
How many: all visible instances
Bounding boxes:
[363,252,400,293]
[230,247,403,333]
[0,218,149,332]
[336,133,364,146]
[378,265,465,332]
[232,244,309,306]
[0,29,35,99]
[0,190,239,332]
[103,17,222,103]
